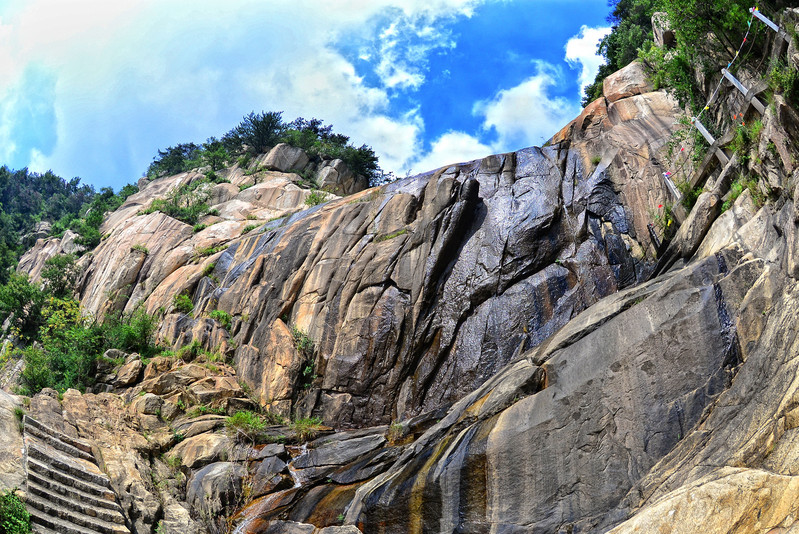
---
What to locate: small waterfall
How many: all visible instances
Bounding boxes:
[286,444,308,488]
[713,252,742,374]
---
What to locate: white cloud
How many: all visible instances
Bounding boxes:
[564,25,611,95]
[474,61,581,152]
[411,130,494,173]
[0,0,488,185]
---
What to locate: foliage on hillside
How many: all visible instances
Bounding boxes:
[583,0,793,109]
[0,254,161,395]
[583,0,659,106]
[0,167,136,283]
[146,111,381,185]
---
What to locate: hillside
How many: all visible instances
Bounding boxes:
[2,4,799,534]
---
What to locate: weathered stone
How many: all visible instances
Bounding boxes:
[131,393,163,416]
[186,462,246,530]
[159,500,206,534]
[143,356,173,380]
[652,12,674,48]
[347,246,759,532]
[260,143,310,173]
[603,61,653,103]
[115,359,143,387]
[235,319,303,413]
[260,521,315,534]
[293,433,386,469]
[170,433,234,469]
[251,456,291,498]
[0,390,24,491]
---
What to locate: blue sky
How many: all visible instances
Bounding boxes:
[0,0,611,190]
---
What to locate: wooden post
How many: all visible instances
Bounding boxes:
[692,117,716,145]
[721,69,766,114]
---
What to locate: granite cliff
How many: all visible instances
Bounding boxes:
[4,7,799,534]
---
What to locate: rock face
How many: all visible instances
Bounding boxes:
[19,14,799,533]
[0,389,24,492]
[140,67,678,428]
[15,60,682,431]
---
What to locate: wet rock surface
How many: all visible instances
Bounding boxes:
[17,24,799,533]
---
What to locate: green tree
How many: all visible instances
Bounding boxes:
[40,254,80,299]
[146,143,201,178]
[228,111,286,154]
[583,0,659,106]
[0,489,31,534]
[0,273,47,342]
[202,137,229,171]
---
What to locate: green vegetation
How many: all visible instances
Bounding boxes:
[238,183,253,192]
[11,277,160,395]
[722,175,765,212]
[730,120,764,164]
[146,111,382,186]
[16,255,151,374]
[241,224,259,235]
[139,178,213,226]
[768,59,799,104]
[0,167,135,283]
[0,489,30,534]
[186,404,226,418]
[225,410,287,443]
[173,293,194,314]
[194,244,227,258]
[291,326,317,388]
[650,202,676,240]
[375,228,409,242]
[304,190,328,207]
[386,422,406,445]
[131,244,149,255]
[201,262,216,278]
[585,0,773,113]
[583,0,659,105]
[209,310,232,330]
[676,180,703,211]
[225,410,265,442]
[193,223,208,233]
[291,416,323,442]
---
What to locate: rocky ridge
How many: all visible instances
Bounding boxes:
[6,8,799,534]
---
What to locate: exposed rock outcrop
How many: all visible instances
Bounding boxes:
[17,10,799,533]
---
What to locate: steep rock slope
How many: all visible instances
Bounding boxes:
[17,62,680,430]
[22,41,793,534]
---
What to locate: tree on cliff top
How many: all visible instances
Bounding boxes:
[583,0,659,106]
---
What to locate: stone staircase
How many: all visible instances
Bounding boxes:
[21,415,131,534]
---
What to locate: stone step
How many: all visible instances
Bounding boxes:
[26,493,130,534]
[30,523,62,534]
[26,439,112,489]
[23,415,94,455]
[24,417,96,464]
[27,457,116,501]
[27,468,119,510]
[27,479,125,525]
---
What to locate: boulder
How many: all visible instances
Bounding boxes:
[131,392,163,415]
[293,433,386,469]
[603,61,654,103]
[652,12,675,48]
[115,359,143,387]
[186,462,246,528]
[316,159,369,196]
[170,432,235,469]
[261,143,310,173]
